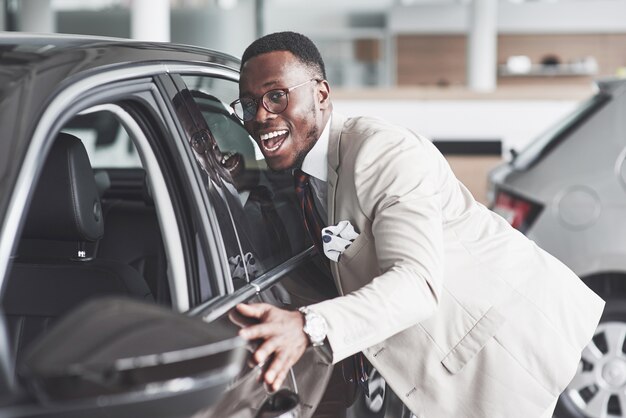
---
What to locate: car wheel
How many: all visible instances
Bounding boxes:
[557,299,626,418]
[399,404,418,418]
[349,368,388,418]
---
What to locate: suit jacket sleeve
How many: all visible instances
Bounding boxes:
[311,129,446,363]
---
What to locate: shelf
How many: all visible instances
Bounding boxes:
[498,64,597,78]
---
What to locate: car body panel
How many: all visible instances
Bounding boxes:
[489,78,626,278]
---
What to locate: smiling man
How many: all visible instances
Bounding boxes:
[231,31,604,418]
[233,61,330,172]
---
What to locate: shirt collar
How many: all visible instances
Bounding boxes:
[300,116,331,182]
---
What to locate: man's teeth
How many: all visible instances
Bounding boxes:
[221,151,235,164]
[260,130,288,141]
[264,141,282,152]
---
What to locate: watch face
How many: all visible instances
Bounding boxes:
[305,313,327,343]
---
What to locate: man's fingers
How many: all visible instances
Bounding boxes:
[236,302,272,319]
[254,338,279,364]
[239,322,276,340]
[264,352,291,389]
[232,304,306,391]
[270,366,291,392]
[228,309,252,328]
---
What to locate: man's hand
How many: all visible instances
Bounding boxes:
[235,303,309,391]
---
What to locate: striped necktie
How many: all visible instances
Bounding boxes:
[293,169,326,255]
[295,170,370,388]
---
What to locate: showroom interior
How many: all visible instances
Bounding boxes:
[3,0,622,203]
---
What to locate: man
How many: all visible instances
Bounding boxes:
[231,31,604,417]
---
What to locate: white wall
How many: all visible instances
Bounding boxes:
[56,2,256,58]
[390,0,626,34]
[20,0,56,33]
[171,2,255,58]
[263,7,350,36]
[333,98,581,157]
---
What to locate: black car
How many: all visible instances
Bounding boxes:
[0,32,353,418]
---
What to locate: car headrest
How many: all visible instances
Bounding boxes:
[21,133,104,242]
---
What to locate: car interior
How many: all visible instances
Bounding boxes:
[2,113,170,367]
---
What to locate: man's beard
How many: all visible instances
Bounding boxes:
[267,126,319,173]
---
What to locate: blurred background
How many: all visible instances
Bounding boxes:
[2,0,624,202]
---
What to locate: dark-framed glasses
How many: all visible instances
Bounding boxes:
[230,78,320,122]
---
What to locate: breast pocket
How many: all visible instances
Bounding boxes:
[337,229,370,264]
[336,229,381,294]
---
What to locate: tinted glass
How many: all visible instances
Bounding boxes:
[182,76,308,288]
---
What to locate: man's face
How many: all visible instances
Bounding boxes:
[238,51,330,172]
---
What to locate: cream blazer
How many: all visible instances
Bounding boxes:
[311,113,604,417]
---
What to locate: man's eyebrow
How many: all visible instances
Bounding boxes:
[240,80,281,97]
[262,80,280,88]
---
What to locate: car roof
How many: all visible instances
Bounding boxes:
[0,32,241,64]
[0,32,241,101]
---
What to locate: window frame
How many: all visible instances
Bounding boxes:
[167,70,320,318]
[78,102,189,310]
[155,71,243,305]
[0,65,235,316]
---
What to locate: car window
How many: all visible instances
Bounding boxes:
[62,110,142,168]
[180,75,308,289]
[3,102,187,366]
[512,92,610,170]
[60,109,175,304]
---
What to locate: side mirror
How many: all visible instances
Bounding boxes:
[255,389,299,418]
[10,297,246,418]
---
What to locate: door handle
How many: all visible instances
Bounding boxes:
[255,388,299,418]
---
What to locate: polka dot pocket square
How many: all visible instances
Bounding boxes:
[321,220,359,262]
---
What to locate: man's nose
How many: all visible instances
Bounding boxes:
[253,102,276,123]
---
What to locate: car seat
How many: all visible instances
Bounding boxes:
[3,132,153,363]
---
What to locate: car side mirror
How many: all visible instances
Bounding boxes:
[255,388,299,418]
[12,297,247,418]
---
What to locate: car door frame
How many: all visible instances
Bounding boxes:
[153,69,246,302]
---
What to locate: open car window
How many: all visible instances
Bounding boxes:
[62,110,142,169]
[2,99,199,368]
[62,108,175,304]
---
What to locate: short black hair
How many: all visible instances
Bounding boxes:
[241,31,326,79]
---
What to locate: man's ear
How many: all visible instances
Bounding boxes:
[317,80,331,109]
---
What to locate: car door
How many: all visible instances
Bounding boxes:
[154,70,340,417]
[0,62,328,418]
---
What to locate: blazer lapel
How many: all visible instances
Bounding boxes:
[327,112,346,293]
[327,112,345,227]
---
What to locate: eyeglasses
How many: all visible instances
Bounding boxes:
[230,78,320,122]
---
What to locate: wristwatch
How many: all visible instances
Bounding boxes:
[298,306,328,347]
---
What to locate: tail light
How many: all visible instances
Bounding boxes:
[490,190,543,234]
